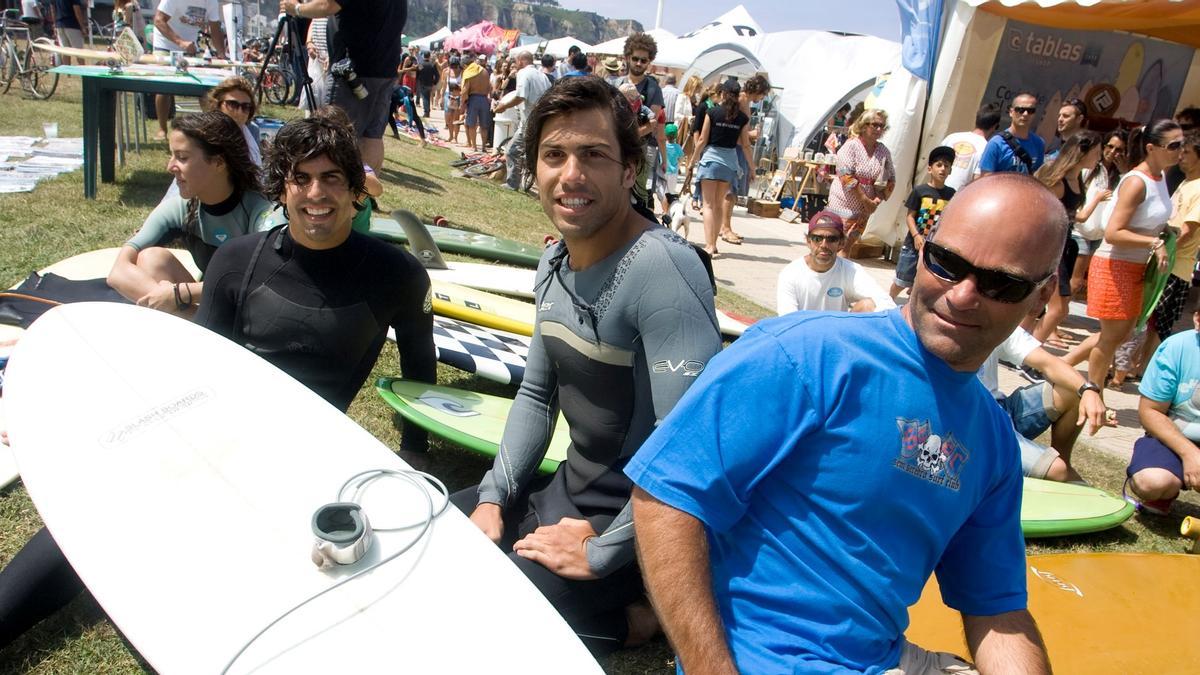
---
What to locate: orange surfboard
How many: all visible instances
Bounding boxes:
[906,553,1200,672]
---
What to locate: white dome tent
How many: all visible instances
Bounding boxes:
[409,27,452,51]
[540,36,593,59]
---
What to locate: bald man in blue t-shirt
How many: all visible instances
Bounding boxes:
[628,174,1065,674]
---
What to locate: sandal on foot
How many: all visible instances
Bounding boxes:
[720,232,744,245]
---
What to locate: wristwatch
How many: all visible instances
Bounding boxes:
[1077,381,1101,397]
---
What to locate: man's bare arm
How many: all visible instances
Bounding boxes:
[632,487,736,675]
[963,610,1051,675]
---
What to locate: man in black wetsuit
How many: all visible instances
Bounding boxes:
[195,112,436,446]
[0,114,437,649]
[451,76,723,653]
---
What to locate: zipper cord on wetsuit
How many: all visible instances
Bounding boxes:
[543,245,601,341]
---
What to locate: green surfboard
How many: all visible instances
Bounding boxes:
[367,217,544,268]
[377,379,568,474]
[377,379,1134,538]
[1020,478,1134,538]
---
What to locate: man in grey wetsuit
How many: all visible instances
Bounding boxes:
[451,76,722,653]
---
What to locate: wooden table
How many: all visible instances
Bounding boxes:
[51,65,223,198]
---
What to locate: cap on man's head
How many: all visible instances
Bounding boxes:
[808,210,845,234]
[602,56,621,73]
[928,145,955,166]
[721,78,741,95]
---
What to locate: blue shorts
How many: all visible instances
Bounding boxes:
[998,382,1058,440]
[894,244,918,288]
[735,146,750,196]
[465,94,491,127]
[1072,232,1102,256]
[696,160,738,185]
[1127,434,1190,482]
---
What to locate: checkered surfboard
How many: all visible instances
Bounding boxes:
[431,316,529,385]
[389,317,529,385]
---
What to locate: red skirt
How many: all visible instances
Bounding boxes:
[1086,256,1145,320]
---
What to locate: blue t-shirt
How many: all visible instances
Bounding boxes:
[1140,329,1200,441]
[665,142,683,175]
[979,132,1045,175]
[626,309,1028,674]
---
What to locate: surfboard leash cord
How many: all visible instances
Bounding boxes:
[219,468,451,675]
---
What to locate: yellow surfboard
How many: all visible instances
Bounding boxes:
[1114,43,1145,94]
[906,553,1200,672]
[430,280,535,337]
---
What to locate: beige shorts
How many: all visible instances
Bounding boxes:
[883,641,978,674]
[57,26,84,49]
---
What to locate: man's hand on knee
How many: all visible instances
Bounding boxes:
[513,517,598,580]
[469,502,505,544]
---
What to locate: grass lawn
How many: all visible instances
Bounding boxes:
[0,78,1197,674]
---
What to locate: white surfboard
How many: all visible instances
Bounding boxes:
[0,247,200,351]
[424,263,536,299]
[5,303,601,674]
[0,248,201,489]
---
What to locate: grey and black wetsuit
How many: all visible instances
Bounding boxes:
[453,225,721,651]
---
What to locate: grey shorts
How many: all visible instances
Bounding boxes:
[332,76,395,139]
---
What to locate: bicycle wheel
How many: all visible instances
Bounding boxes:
[0,37,16,95]
[263,68,291,106]
[26,38,59,99]
[465,161,505,177]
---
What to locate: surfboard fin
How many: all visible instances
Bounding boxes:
[391,210,450,270]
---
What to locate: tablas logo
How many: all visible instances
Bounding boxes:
[1006,29,1085,63]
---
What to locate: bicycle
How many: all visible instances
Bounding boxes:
[0,10,58,100]
[261,63,292,105]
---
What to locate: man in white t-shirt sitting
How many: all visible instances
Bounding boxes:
[979,326,1112,482]
[776,210,895,314]
[152,0,226,139]
[939,105,1000,192]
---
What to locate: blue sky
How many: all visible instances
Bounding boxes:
[555,0,904,42]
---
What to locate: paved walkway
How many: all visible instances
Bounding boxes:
[677,205,1146,463]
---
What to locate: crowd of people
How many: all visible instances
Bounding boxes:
[782,91,1200,500]
[3,0,1200,669]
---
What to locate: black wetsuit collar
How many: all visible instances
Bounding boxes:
[272,224,362,264]
[201,190,242,216]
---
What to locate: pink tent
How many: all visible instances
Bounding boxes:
[443,21,506,55]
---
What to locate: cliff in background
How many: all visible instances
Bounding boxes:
[247,1,642,44]
[407,0,643,43]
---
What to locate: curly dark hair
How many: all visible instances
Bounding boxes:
[743,73,770,97]
[261,106,367,204]
[522,76,645,180]
[623,32,657,62]
[170,112,261,195]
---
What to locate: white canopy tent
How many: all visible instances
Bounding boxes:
[590,27,678,58]
[409,26,452,50]
[541,36,592,59]
[676,29,903,170]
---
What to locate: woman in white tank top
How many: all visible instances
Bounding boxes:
[1067,120,1184,400]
